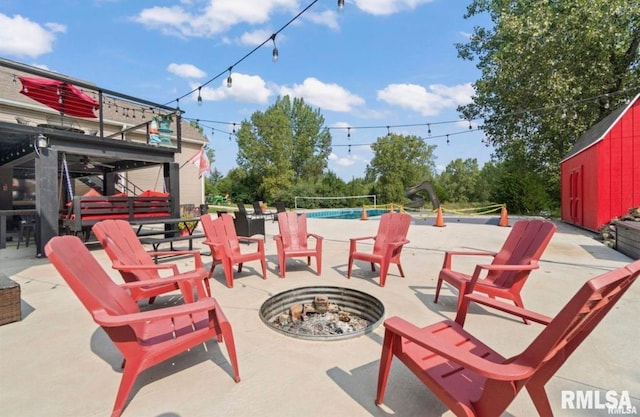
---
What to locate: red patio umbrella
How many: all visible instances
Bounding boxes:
[18,76,99,119]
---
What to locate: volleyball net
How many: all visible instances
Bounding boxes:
[294,195,377,209]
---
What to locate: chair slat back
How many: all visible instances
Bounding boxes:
[92,219,159,283]
[373,213,411,255]
[488,220,556,288]
[45,235,140,317]
[474,260,640,415]
[201,213,242,257]
[277,212,308,250]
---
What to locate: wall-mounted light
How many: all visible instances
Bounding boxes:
[37,134,48,149]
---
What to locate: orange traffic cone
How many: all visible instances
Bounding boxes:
[498,205,510,227]
[434,207,445,227]
[360,205,368,221]
[389,203,394,213]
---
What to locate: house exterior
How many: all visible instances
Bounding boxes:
[560,94,640,232]
[0,59,208,209]
[0,58,209,255]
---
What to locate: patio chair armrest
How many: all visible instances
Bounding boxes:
[349,236,375,252]
[119,269,208,300]
[350,236,376,242]
[383,317,535,380]
[241,236,264,244]
[466,262,539,288]
[93,298,218,326]
[146,250,204,268]
[462,294,553,325]
[118,270,206,289]
[113,261,180,275]
[441,250,497,269]
[471,262,539,281]
[383,239,409,257]
[307,233,323,242]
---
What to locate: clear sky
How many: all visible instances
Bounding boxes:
[0,0,494,180]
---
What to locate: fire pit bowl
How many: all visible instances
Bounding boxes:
[259,286,385,341]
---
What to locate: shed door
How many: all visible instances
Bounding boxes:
[569,166,583,226]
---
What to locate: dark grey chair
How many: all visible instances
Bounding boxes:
[233,210,265,239]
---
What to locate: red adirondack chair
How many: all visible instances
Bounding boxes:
[273,212,323,278]
[435,219,556,324]
[45,235,240,417]
[201,213,267,288]
[376,259,640,417]
[347,212,412,287]
[92,219,210,303]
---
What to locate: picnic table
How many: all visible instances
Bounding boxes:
[131,217,205,256]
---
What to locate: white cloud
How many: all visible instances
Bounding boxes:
[353,0,435,16]
[304,10,340,30]
[167,63,207,79]
[279,77,365,112]
[200,72,272,104]
[238,29,274,46]
[133,0,299,38]
[377,82,474,116]
[0,14,65,58]
[329,152,356,167]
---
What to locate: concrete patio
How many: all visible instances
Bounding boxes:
[1,216,638,417]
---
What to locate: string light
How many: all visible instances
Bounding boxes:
[271,34,279,63]
[179,86,638,152]
[338,0,345,12]
[164,0,322,106]
[226,67,233,88]
[197,87,203,106]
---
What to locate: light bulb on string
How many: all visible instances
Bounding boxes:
[348,144,351,154]
[347,127,351,138]
[446,134,450,144]
[232,123,236,134]
[271,34,279,63]
[226,67,233,88]
[197,87,203,106]
[337,0,345,13]
[427,123,431,136]
[386,126,390,136]
[468,119,472,130]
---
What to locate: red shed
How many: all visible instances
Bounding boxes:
[560,94,640,231]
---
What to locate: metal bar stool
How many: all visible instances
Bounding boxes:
[17,216,35,249]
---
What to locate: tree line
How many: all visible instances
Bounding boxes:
[204,1,639,215]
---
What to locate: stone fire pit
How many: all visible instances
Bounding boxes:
[259,286,385,341]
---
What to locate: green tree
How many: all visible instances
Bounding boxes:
[366,134,437,204]
[235,96,332,201]
[457,0,640,203]
[438,158,482,203]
